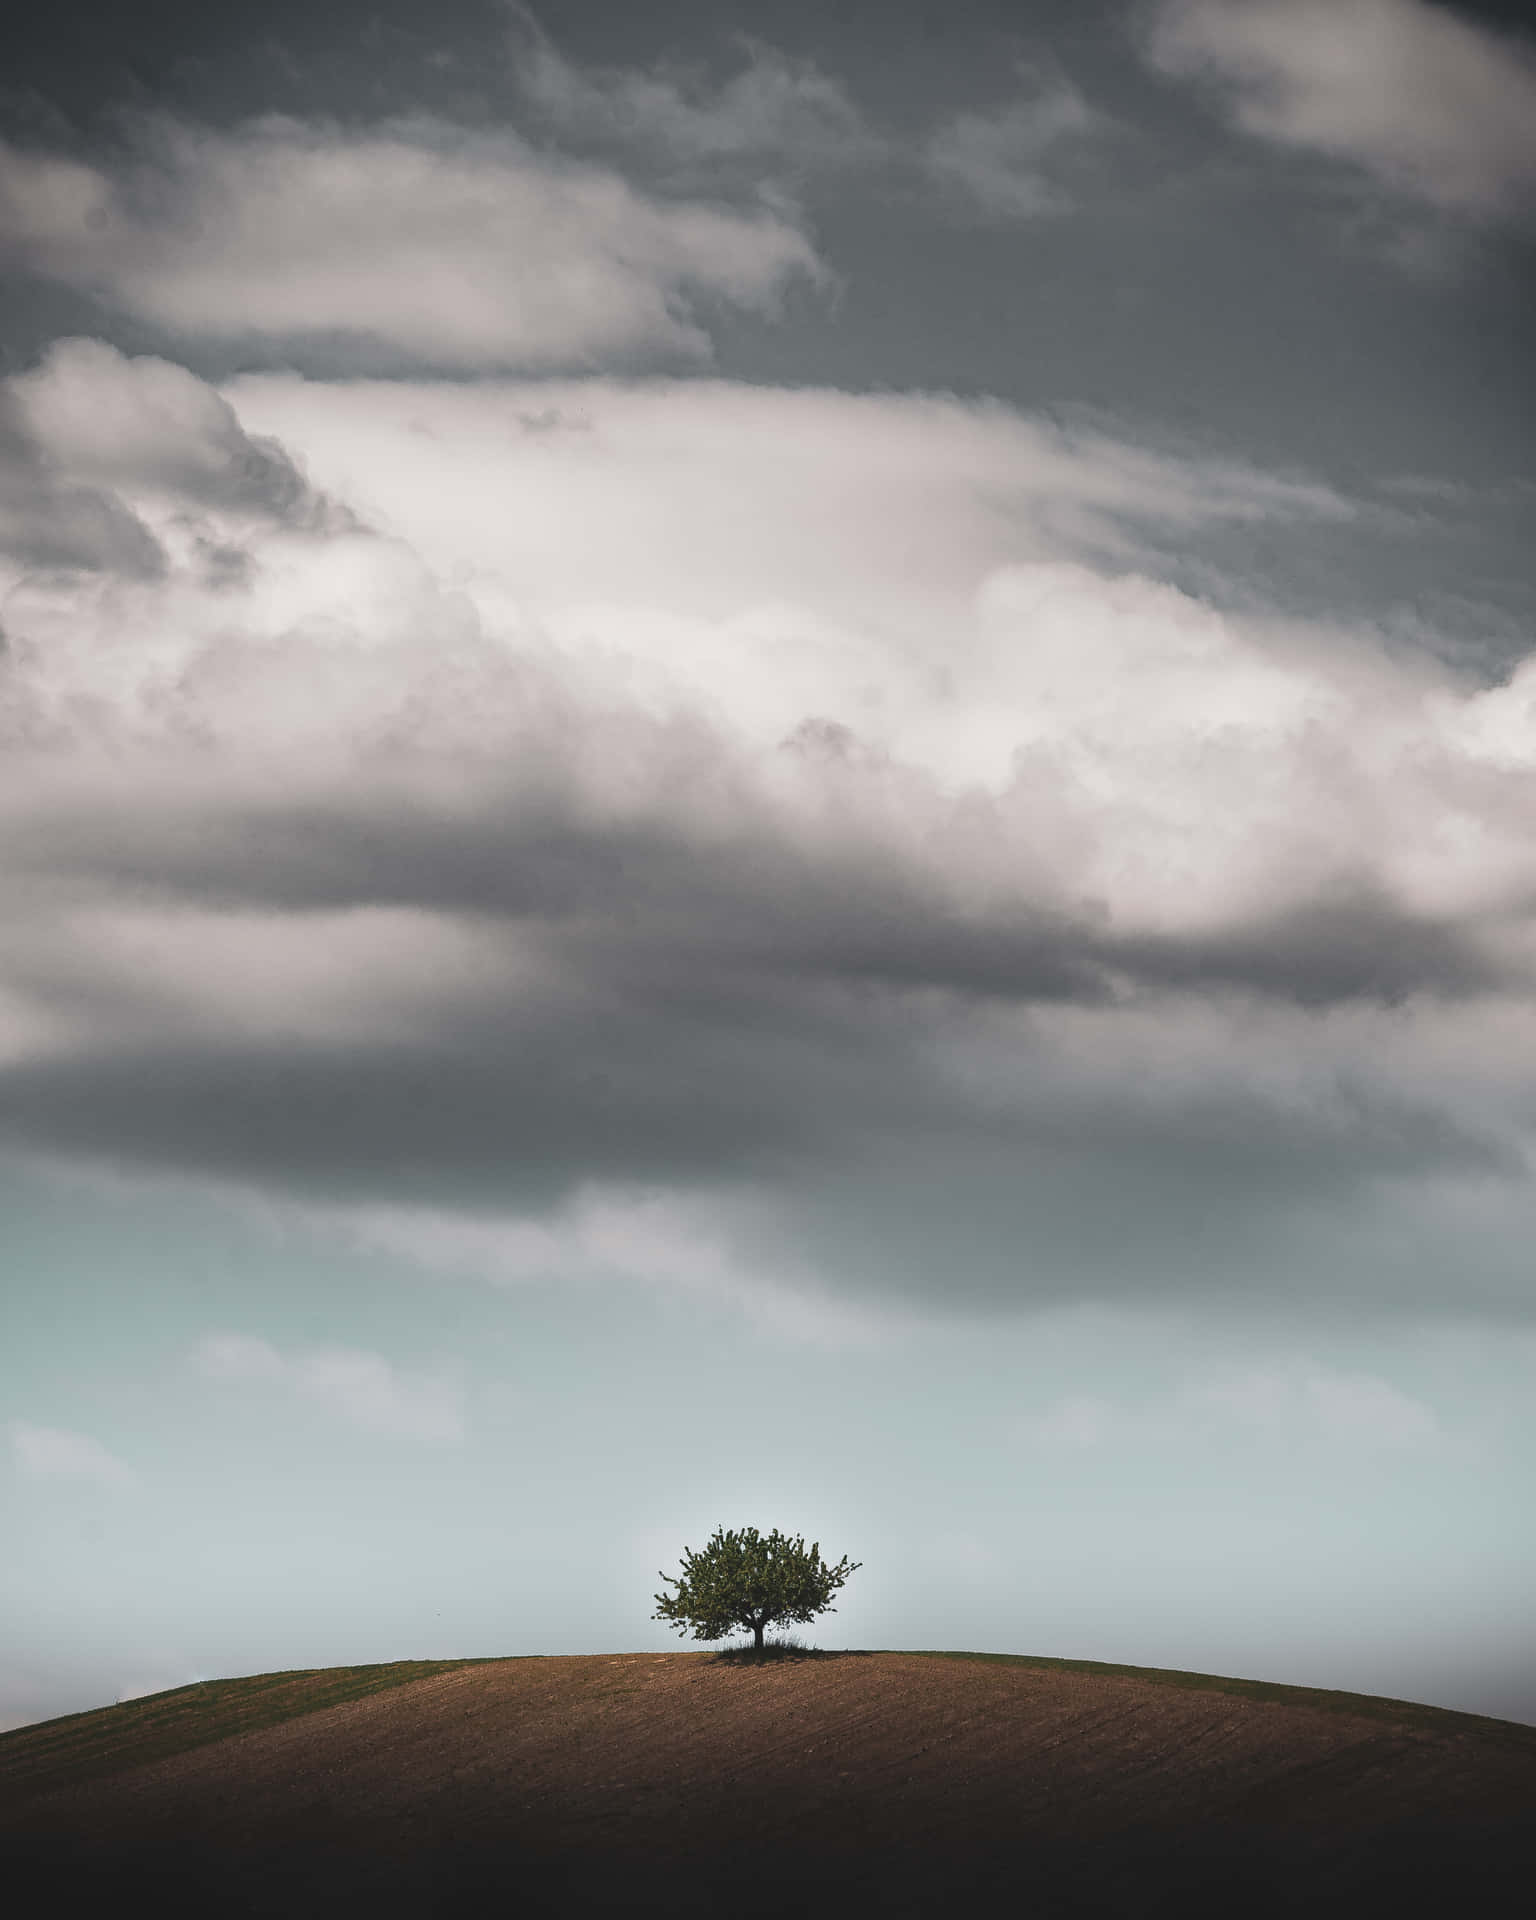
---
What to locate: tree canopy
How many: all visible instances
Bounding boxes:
[653,1524,862,1654]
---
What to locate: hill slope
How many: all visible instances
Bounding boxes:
[0,1658,505,1806]
[6,1650,1533,1916]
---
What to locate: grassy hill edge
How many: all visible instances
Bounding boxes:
[0,1658,516,1807]
[5,1647,1533,1809]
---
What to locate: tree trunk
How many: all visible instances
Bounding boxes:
[753,1620,765,1653]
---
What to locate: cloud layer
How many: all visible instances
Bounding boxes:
[0,118,823,370]
[193,1333,466,1444]
[2,345,1535,1321]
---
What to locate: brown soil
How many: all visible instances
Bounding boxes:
[6,1651,1533,1917]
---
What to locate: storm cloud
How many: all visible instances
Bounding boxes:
[1,351,1534,1318]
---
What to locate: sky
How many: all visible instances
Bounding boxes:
[2,0,1535,1734]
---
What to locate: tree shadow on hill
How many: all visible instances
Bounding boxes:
[709,1637,873,1667]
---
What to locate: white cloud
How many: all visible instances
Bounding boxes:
[8,338,333,526]
[924,71,1102,220]
[0,118,823,370]
[0,371,1480,953]
[1143,0,1536,223]
[10,1420,138,1488]
[331,1187,922,1351]
[193,1333,466,1444]
[221,371,1352,694]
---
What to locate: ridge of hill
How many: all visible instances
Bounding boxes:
[5,1649,1533,1915]
[5,1646,1532,1811]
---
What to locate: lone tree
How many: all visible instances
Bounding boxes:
[653,1524,862,1655]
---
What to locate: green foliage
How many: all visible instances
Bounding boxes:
[654,1525,861,1653]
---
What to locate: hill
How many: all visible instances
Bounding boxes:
[5,1649,1533,1916]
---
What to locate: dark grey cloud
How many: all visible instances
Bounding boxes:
[0,676,1524,1325]
[0,726,1508,1010]
[0,850,1511,1201]
[0,952,1517,1318]
[730,1087,1526,1318]
[1114,887,1505,1006]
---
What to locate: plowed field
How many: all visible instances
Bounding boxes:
[6,1651,1533,1916]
